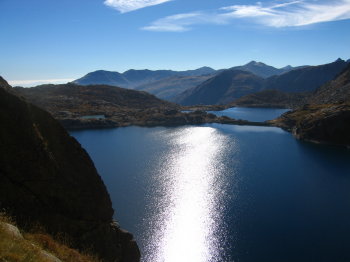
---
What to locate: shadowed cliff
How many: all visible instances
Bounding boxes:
[0,77,140,262]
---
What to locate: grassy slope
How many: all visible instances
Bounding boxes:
[0,213,100,262]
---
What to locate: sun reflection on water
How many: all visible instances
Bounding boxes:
[142,126,233,262]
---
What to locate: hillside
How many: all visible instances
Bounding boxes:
[308,64,350,104]
[232,89,310,109]
[175,69,264,105]
[0,78,140,261]
[134,74,213,100]
[271,65,350,146]
[15,82,240,129]
[15,83,176,113]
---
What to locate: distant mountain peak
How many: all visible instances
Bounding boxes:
[281,65,292,70]
[246,60,266,66]
[335,58,345,62]
[197,66,214,70]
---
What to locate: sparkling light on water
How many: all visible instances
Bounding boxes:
[142,126,233,262]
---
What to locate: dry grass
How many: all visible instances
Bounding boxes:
[0,213,101,262]
[24,233,101,262]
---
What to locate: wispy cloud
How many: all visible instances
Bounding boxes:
[104,0,172,13]
[8,78,74,87]
[142,0,350,32]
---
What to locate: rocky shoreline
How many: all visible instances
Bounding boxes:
[270,103,350,147]
[57,109,272,130]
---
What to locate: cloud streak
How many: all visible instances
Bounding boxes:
[104,0,172,13]
[142,0,350,32]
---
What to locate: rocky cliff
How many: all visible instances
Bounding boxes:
[0,77,140,262]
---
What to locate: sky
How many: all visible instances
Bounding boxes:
[0,0,349,86]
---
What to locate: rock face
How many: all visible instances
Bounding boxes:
[0,78,140,262]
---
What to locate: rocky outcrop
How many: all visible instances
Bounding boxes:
[0,78,140,262]
[271,104,350,146]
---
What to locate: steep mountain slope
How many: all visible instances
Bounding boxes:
[74,67,216,88]
[263,59,348,93]
[175,69,264,105]
[0,78,140,262]
[134,74,213,100]
[308,64,350,104]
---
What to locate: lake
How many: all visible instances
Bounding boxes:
[208,107,290,122]
[71,108,350,262]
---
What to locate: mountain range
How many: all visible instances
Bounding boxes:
[229,61,302,78]
[74,67,216,88]
[176,59,349,106]
[73,61,300,100]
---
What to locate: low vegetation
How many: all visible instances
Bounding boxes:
[0,212,101,262]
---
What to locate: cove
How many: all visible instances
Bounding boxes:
[71,111,350,262]
[208,107,290,122]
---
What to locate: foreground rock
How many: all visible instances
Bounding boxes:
[0,78,140,262]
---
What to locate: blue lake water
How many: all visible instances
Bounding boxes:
[71,111,350,262]
[208,107,290,122]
